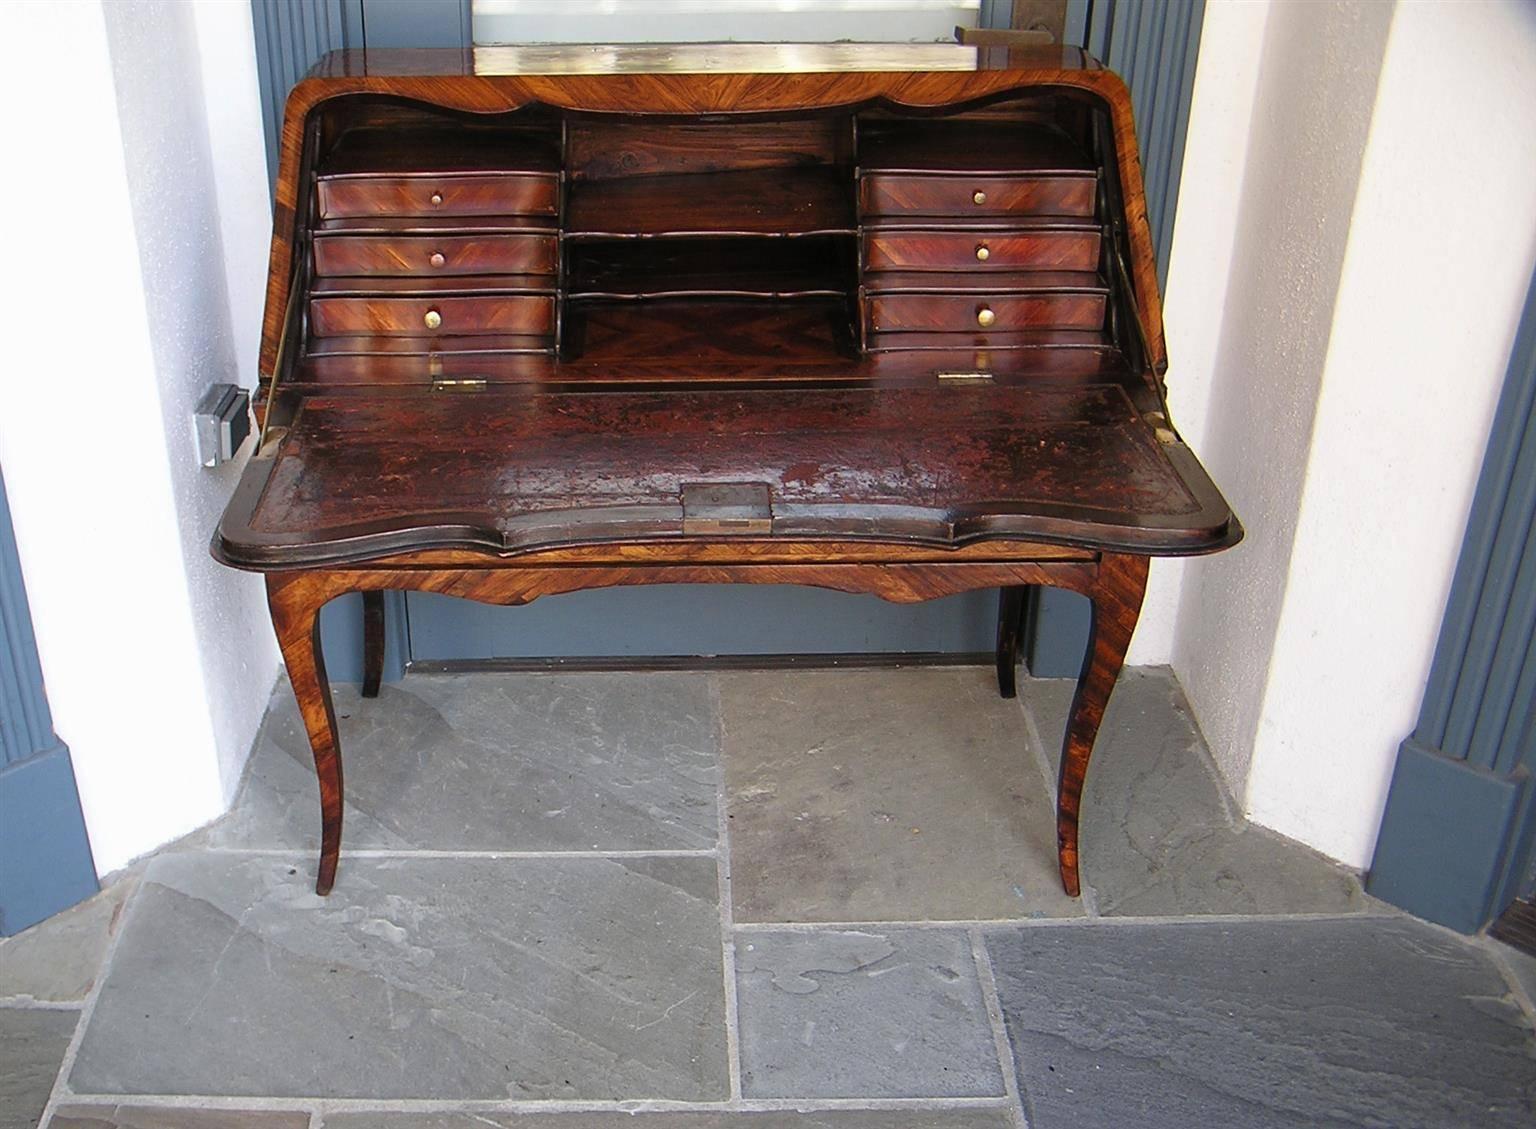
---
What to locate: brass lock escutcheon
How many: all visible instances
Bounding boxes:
[681,482,773,535]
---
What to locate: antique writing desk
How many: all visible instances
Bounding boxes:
[214,43,1240,899]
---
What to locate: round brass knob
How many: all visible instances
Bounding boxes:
[429,251,446,268]
[975,244,990,262]
[972,190,987,205]
[429,191,444,207]
[976,306,996,328]
[423,309,442,330]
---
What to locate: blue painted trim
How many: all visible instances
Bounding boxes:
[0,466,97,935]
[1084,0,1204,287]
[250,0,364,189]
[0,470,54,767]
[0,744,100,936]
[1370,264,1536,926]
[1416,269,1536,766]
[1366,738,1534,934]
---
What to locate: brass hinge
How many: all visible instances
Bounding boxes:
[432,376,488,392]
[257,426,289,459]
[429,353,487,392]
[1144,411,1178,444]
[936,370,995,385]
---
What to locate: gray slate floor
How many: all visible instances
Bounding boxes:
[2,665,1532,1128]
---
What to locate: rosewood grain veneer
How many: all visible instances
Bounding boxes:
[214,43,1240,900]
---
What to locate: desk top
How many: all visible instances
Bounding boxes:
[220,51,1241,573]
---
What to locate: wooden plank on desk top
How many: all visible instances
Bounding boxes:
[223,384,1237,565]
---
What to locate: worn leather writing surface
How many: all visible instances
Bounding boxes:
[221,384,1233,566]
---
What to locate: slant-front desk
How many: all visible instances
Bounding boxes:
[215,43,1240,898]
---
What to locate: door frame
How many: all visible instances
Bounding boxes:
[1368,264,1536,932]
[0,465,98,936]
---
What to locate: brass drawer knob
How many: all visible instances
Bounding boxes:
[429,251,446,268]
[976,306,996,328]
[429,191,444,207]
[972,190,987,205]
[975,244,990,261]
[423,308,442,330]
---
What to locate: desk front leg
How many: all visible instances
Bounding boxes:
[1054,553,1148,897]
[266,573,344,896]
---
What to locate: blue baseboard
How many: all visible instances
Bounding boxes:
[0,742,98,936]
[1366,737,1535,934]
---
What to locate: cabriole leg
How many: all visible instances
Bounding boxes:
[266,574,344,895]
[361,590,385,699]
[995,586,1027,698]
[1055,553,1148,897]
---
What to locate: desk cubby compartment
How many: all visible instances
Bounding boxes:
[563,117,856,239]
[560,296,858,367]
[561,239,859,361]
[565,237,854,301]
[314,126,561,219]
[856,120,1098,218]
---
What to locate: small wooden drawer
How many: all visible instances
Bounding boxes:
[308,295,556,337]
[316,173,559,219]
[864,227,1101,272]
[866,292,1106,333]
[860,174,1096,218]
[312,233,559,277]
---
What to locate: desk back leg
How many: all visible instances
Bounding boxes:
[266,574,345,896]
[1055,553,1148,897]
[361,590,385,698]
[995,586,1027,698]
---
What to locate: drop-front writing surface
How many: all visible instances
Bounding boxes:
[214,46,1240,899]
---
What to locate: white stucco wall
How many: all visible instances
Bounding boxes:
[1167,0,1397,798]
[0,1,278,874]
[1244,0,1536,866]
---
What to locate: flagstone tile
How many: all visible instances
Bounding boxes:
[987,915,1536,1128]
[721,668,1079,923]
[734,929,1004,1098]
[70,852,726,1101]
[209,673,718,853]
